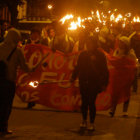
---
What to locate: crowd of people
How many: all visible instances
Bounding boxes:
[0,18,140,134]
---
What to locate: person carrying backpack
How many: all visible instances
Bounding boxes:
[0,28,34,135]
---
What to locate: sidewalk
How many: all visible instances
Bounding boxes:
[0,80,140,140]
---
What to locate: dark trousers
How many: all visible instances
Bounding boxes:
[132,73,138,93]
[0,80,16,132]
[111,99,130,113]
[80,83,98,123]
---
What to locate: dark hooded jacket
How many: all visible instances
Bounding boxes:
[71,48,109,93]
[0,28,32,82]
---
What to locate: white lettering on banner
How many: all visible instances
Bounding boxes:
[28,51,42,67]
[54,55,66,70]
[58,73,71,88]
[17,73,28,87]
[21,91,40,102]
[69,95,81,106]
[45,53,55,70]
[68,55,77,70]
[41,52,50,71]
[51,94,81,106]
[41,53,77,71]
[51,94,61,106]
[29,92,40,102]
[40,72,58,83]
[21,91,29,102]
[96,93,111,107]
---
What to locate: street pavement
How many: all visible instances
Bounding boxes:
[0,79,140,140]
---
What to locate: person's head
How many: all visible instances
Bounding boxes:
[118,36,130,55]
[2,21,11,31]
[47,28,55,38]
[100,26,109,39]
[111,22,122,36]
[4,28,21,48]
[30,28,41,41]
[85,35,99,53]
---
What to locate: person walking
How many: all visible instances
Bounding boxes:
[109,36,137,117]
[0,28,34,135]
[70,35,109,131]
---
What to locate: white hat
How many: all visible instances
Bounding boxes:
[119,36,130,46]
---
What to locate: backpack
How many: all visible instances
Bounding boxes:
[0,48,16,79]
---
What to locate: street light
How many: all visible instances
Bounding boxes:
[48,4,53,10]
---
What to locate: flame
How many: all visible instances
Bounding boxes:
[91,11,94,15]
[95,27,100,32]
[68,22,78,30]
[88,17,92,20]
[60,14,74,24]
[48,4,53,10]
[122,23,126,28]
[110,13,115,21]
[96,10,102,23]
[29,81,39,88]
[68,17,82,30]
[125,13,131,17]
[133,16,140,22]
[59,10,140,31]
[115,14,123,22]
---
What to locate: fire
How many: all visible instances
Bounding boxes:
[115,14,123,22]
[95,27,100,32]
[133,16,140,22]
[29,81,39,88]
[122,23,126,28]
[68,22,78,30]
[48,4,53,10]
[60,9,140,31]
[96,10,102,23]
[68,17,82,30]
[60,14,74,24]
[110,13,115,21]
[125,13,131,17]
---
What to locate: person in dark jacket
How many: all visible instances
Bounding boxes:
[0,28,34,135]
[71,35,109,131]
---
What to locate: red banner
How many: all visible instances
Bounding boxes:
[16,44,136,111]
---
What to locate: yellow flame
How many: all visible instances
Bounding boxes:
[68,17,82,30]
[115,14,123,22]
[95,27,100,32]
[48,4,53,10]
[125,13,131,17]
[133,16,140,22]
[29,81,39,88]
[122,23,126,28]
[91,11,94,15]
[110,13,115,21]
[88,17,92,20]
[68,22,77,30]
[96,10,102,23]
[60,14,74,24]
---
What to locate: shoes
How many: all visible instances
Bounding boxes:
[80,120,87,128]
[27,102,36,109]
[109,111,115,117]
[87,123,95,131]
[122,112,128,117]
[0,130,13,135]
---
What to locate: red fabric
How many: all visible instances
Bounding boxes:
[16,44,136,111]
